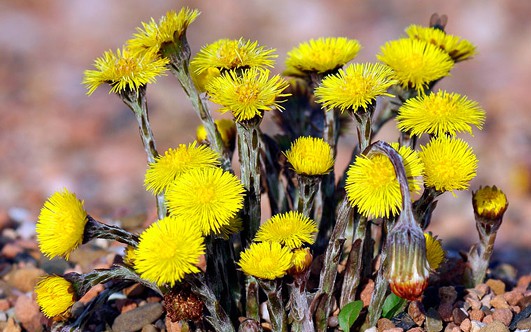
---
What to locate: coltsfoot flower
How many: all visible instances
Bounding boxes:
[191,38,277,74]
[206,68,290,122]
[134,216,205,286]
[285,37,361,74]
[83,48,168,95]
[196,119,236,149]
[345,144,424,218]
[397,90,485,137]
[284,136,334,176]
[37,189,88,260]
[254,211,318,249]
[424,232,445,270]
[238,242,293,280]
[377,38,454,92]
[35,275,77,319]
[472,185,508,223]
[165,167,245,235]
[288,248,313,276]
[314,63,397,112]
[420,136,478,193]
[144,142,220,194]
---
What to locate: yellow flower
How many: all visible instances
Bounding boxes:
[285,37,361,74]
[345,143,424,218]
[191,38,277,74]
[134,216,205,286]
[472,185,508,220]
[127,8,200,57]
[397,90,485,137]
[254,211,318,249]
[165,167,245,235]
[36,189,88,260]
[196,119,237,149]
[377,38,454,92]
[284,136,334,176]
[238,242,293,280]
[206,68,290,122]
[83,48,168,95]
[405,24,477,62]
[123,245,136,267]
[288,248,313,275]
[420,136,478,192]
[144,142,220,194]
[35,275,77,318]
[315,63,397,112]
[190,58,221,92]
[424,232,445,270]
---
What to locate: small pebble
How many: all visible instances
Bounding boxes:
[470,320,485,332]
[503,289,524,306]
[112,302,164,332]
[382,328,403,332]
[480,293,493,309]
[452,307,468,325]
[491,308,513,326]
[460,318,472,332]
[439,286,458,304]
[516,275,531,289]
[141,324,159,332]
[438,303,453,322]
[406,328,423,332]
[469,309,485,321]
[516,317,531,330]
[474,284,490,299]
[485,279,505,296]
[479,320,509,332]
[443,322,460,332]
[407,301,425,326]
[425,308,443,332]
[489,294,509,309]
[377,318,395,331]
[360,279,375,307]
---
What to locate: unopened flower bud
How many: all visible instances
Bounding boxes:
[288,248,313,276]
[472,185,508,232]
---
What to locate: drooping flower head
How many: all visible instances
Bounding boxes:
[83,48,168,95]
[144,142,220,194]
[345,143,424,218]
[37,189,88,260]
[206,68,290,122]
[284,136,334,176]
[315,63,397,112]
[196,119,237,149]
[405,24,477,62]
[285,37,361,74]
[397,90,485,137]
[191,38,277,74]
[424,232,445,270]
[377,38,454,92]
[134,216,205,286]
[472,185,508,221]
[35,275,77,319]
[127,8,200,57]
[165,167,245,235]
[238,242,293,280]
[420,136,478,193]
[254,211,318,249]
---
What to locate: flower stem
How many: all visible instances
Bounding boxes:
[289,272,315,332]
[296,175,321,217]
[244,276,260,322]
[413,186,442,229]
[466,221,501,287]
[84,215,139,247]
[259,279,287,332]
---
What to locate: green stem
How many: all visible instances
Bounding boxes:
[413,186,443,229]
[296,175,321,217]
[289,272,315,332]
[351,105,374,153]
[84,216,139,247]
[259,279,287,332]
[244,276,260,322]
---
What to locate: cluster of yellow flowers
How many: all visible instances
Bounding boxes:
[34,7,510,331]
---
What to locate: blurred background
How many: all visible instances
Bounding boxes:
[0,1,529,272]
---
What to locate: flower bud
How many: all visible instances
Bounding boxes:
[288,248,313,276]
[472,185,508,233]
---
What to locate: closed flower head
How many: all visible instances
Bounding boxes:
[83,48,168,95]
[238,242,293,280]
[165,167,245,235]
[37,189,88,260]
[285,37,361,74]
[134,216,205,286]
[405,24,477,62]
[191,38,276,74]
[397,90,485,137]
[315,63,397,112]
[345,143,424,218]
[377,38,454,92]
[255,211,318,249]
[420,136,477,193]
[206,68,290,122]
[35,275,77,319]
[144,142,220,194]
[472,185,508,221]
[284,136,334,176]
[288,248,313,276]
[424,232,445,270]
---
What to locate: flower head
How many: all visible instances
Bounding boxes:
[144,142,220,194]
[206,68,290,122]
[285,37,361,74]
[397,90,485,137]
[35,275,77,318]
[472,185,508,221]
[238,242,293,280]
[196,119,237,149]
[37,189,88,260]
[284,136,334,176]
[254,211,318,249]
[315,63,397,112]
[420,136,477,193]
[191,38,277,74]
[424,232,445,270]
[123,245,136,267]
[134,216,205,286]
[165,167,245,235]
[377,38,454,92]
[127,8,200,57]
[345,143,424,218]
[405,24,477,62]
[190,58,221,92]
[288,248,313,276]
[83,48,168,95]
